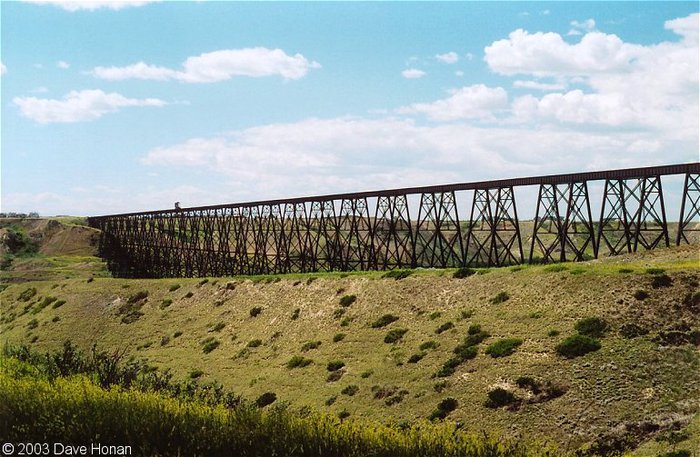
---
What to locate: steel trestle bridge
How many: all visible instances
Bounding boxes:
[88,163,700,278]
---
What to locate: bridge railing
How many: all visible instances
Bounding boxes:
[88,163,700,278]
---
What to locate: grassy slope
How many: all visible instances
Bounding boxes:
[1,242,699,454]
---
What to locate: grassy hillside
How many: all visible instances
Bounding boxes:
[1,239,699,455]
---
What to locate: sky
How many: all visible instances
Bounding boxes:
[1,1,698,217]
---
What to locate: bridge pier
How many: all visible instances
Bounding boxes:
[677,173,700,245]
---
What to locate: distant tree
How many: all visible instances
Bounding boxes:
[28,212,40,218]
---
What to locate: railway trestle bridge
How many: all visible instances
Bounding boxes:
[88,163,700,278]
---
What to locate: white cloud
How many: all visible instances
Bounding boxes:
[0,62,6,75]
[57,61,70,69]
[435,52,459,64]
[455,71,464,77]
[541,9,550,16]
[401,68,426,79]
[92,47,321,83]
[568,18,596,36]
[513,80,566,91]
[13,89,167,124]
[23,1,159,11]
[665,12,699,44]
[397,84,508,121]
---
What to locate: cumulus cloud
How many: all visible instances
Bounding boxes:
[513,80,566,91]
[23,1,159,11]
[397,85,508,121]
[435,52,459,64]
[92,48,321,83]
[13,89,166,124]
[57,61,70,69]
[401,68,426,79]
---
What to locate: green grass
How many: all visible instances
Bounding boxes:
[1,243,698,453]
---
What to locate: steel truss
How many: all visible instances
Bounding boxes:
[89,162,699,278]
[529,182,595,263]
[677,173,700,245]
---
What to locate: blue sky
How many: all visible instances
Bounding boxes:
[1,1,698,216]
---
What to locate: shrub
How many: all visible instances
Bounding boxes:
[225,282,236,290]
[339,295,357,307]
[547,329,560,337]
[51,299,66,309]
[360,370,373,379]
[459,309,474,320]
[371,314,399,328]
[247,339,262,348]
[87,277,94,283]
[485,338,523,358]
[382,269,413,280]
[574,317,608,338]
[27,319,39,330]
[325,395,337,406]
[515,376,541,394]
[198,279,209,286]
[127,291,148,304]
[340,317,352,327]
[209,322,225,332]
[467,324,482,335]
[337,409,351,420]
[452,344,478,361]
[333,308,346,319]
[326,371,344,382]
[435,358,462,378]
[429,311,442,320]
[255,392,277,408]
[249,306,263,317]
[544,264,567,273]
[52,316,60,323]
[646,267,665,275]
[168,284,181,292]
[301,340,322,352]
[485,388,517,408]
[490,292,510,305]
[618,268,634,274]
[556,335,601,358]
[333,333,346,343]
[407,353,425,364]
[33,296,57,313]
[429,397,458,420]
[453,267,476,279]
[384,329,408,344]
[159,299,173,310]
[619,323,648,339]
[183,292,193,299]
[286,356,313,369]
[633,290,649,300]
[201,338,220,354]
[419,340,439,351]
[327,361,345,372]
[160,336,170,346]
[435,322,454,334]
[464,330,490,347]
[173,331,183,338]
[291,308,300,320]
[341,385,359,396]
[189,369,204,379]
[18,287,37,302]
[651,274,673,289]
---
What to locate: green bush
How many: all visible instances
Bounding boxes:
[646,267,665,275]
[247,339,262,348]
[127,291,148,304]
[419,340,439,351]
[547,329,560,337]
[435,358,462,378]
[556,335,601,358]
[407,353,425,364]
[341,385,359,396]
[249,306,263,317]
[255,392,277,408]
[485,338,523,358]
[286,356,313,369]
[327,361,345,372]
[452,344,478,361]
[32,296,57,314]
[183,292,194,299]
[301,341,322,352]
[173,331,183,338]
[332,333,346,343]
[201,338,220,354]
[429,397,458,420]
[210,322,225,332]
[168,284,181,292]
[453,267,476,279]
[382,269,413,280]
[51,299,66,309]
[489,292,510,305]
[189,369,204,379]
[429,311,442,320]
[18,287,37,302]
[27,319,39,330]
[435,322,454,334]
[485,388,517,408]
[333,308,346,319]
[384,329,408,344]
[159,299,173,309]
[291,308,300,320]
[371,314,399,328]
[467,324,482,335]
[574,317,608,338]
[651,274,673,289]
[633,290,649,300]
[339,295,357,307]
